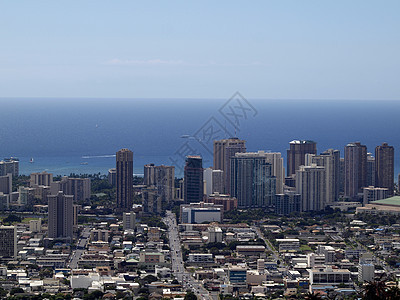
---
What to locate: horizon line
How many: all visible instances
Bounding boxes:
[1,97,400,102]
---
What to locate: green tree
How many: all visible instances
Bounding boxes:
[83,290,104,300]
[3,214,21,224]
[39,267,53,279]
[0,287,7,298]
[184,291,197,300]
[9,287,24,295]
[143,274,158,284]
[361,277,400,300]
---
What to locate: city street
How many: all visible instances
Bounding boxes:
[69,227,91,269]
[253,226,280,262]
[164,211,215,300]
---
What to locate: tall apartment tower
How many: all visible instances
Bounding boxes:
[366,153,376,187]
[213,138,246,194]
[212,170,224,194]
[306,149,340,203]
[339,158,345,194]
[108,168,117,186]
[30,171,53,187]
[50,177,91,202]
[0,173,12,195]
[0,226,17,258]
[48,191,73,240]
[144,164,175,203]
[375,143,394,196]
[287,140,317,177]
[184,156,204,203]
[203,168,213,196]
[274,193,302,215]
[296,164,326,211]
[230,152,276,208]
[263,152,285,195]
[344,142,367,200]
[123,211,136,230]
[116,149,134,212]
[0,158,19,177]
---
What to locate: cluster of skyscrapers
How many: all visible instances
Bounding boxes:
[0,138,395,253]
[179,138,395,215]
[102,140,396,217]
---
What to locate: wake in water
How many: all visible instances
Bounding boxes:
[81,154,116,159]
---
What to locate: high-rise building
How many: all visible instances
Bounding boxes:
[0,193,9,210]
[144,164,175,203]
[262,152,285,195]
[30,171,53,187]
[142,186,162,214]
[306,149,340,203]
[184,156,203,203]
[175,179,184,200]
[204,168,224,196]
[48,191,73,240]
[213,138,246,194]
[116,149,133,212]
[0,226,17,258]
[0,174,12,195]
[287,140,317,177]
[231,151,276,208]
[344,142,367,200]
[296,164,326,211]
[398,174,400,194]
[363,186,389,205]
[18,186,35,206]
[212,170,224,194]
[108,168,116,186]
[203,168,213,196]
[204,193,238,212]
[29,219,42,233]
[358,253,374,283]
[339,158,345,194]
[0,158,19,177]
[123,211,136,230]
[73,204,80,227]
[366,153,376,187]
[274,193,302,215]
[51,177,91,202]
[375,143,394,196]
[32,185,51,201]
[91,230,109,242]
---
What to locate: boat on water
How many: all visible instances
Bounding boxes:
[29,157,34,163]
[80,162,88,165]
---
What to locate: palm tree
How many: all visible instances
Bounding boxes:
[304,292,322,300]
[385,285,400,300]
[361,274,400,300]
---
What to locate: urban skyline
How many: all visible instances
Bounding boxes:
[1,1,399,298]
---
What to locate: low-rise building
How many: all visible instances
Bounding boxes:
[188,253,213,263]
[236,245,266,256]
[276,239,300,252]
[308,267,351,285]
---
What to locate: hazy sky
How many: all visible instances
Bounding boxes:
[1,1,399,99]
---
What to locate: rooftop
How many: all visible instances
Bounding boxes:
[290,140,316,144]
[372,196,400,206]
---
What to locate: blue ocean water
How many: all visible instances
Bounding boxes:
[0,98,399,178]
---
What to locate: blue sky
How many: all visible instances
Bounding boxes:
[0,1,399,99]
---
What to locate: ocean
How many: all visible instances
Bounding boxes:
[1,98,400,178]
